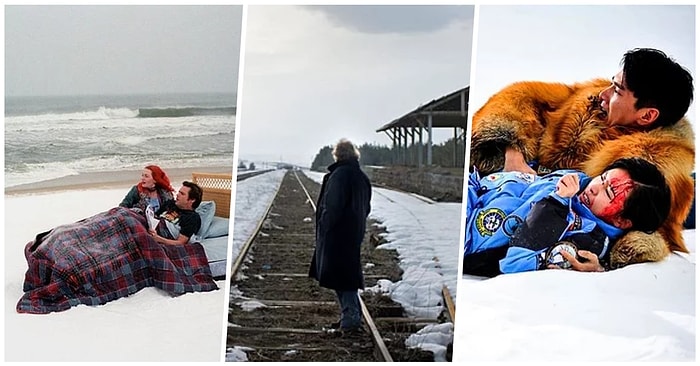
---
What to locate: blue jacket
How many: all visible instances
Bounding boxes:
[464,170,623,275]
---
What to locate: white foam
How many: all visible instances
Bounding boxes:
[5,106,139,126]
[4,154,235,188]
[4,164,80,187]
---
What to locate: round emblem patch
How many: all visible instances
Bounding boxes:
[476,208,506,236]
[545,242,578,269]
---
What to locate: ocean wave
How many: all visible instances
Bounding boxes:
[5,106,139,123]
[5,154,234,188]
[112,129,234,146]
[5,113,235,134]
[5,106,236,125]
[115,136,151,146]
[4,163,81,188]
[137,106,236,118]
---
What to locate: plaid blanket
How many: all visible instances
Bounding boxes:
[17,207,218,314]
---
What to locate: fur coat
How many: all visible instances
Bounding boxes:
[470,78,695,268]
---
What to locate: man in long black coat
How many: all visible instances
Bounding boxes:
[309,138,372,333]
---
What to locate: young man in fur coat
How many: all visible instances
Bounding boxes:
[469,48,694,270]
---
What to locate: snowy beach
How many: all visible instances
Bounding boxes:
[227,169,462,361]
[3,167,232,362]
[4,6,241,362]
[4,93,236,362]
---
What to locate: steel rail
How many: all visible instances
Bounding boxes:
[442,285,456,323]
[229,175,283,279]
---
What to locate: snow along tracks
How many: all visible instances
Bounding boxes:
[227,169,436,361]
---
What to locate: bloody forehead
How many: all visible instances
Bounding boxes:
[600,176,635,220]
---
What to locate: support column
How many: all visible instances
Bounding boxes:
[427,113,433,166]
[453,127,458,167]
[411,127,416,166]
[391,128,398,165]
[418,127,423,168]
[401,128,408,165]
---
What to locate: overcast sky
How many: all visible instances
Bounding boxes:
[470,5,696,129]
[236,5,474,168]
[5,5,242,96]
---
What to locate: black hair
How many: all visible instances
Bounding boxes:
[621,48,694,127]
[604,157,671,233]
[182,181,203,209]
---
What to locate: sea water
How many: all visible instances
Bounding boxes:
[4,93,236,187]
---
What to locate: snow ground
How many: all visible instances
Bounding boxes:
[453,230,696,362]
[4,188,228,362]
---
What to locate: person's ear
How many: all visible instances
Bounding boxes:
[613,216,633,230]
[637,107,659,126]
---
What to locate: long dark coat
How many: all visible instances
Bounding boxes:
[309,159,372,291]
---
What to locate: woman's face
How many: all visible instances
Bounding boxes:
[141,168,156,189]
[578,168,634,228]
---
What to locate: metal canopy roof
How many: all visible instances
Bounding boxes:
[376,86,469,132]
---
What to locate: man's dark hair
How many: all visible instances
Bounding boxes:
[604,157,671,233]
[182,181,203,209]
[621,48,694,127]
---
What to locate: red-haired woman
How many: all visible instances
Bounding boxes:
[119,165,174,214]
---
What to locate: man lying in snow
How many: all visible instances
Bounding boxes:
[463,157,671,277]
[16,183,217,314]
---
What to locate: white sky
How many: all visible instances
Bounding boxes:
[4,5,242,96]
[470,5,696,127]
[236,5,474,168]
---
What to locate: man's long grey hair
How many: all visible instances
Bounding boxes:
[332,138,361,162]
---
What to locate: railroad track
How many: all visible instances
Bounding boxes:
[227,169,444,362]
[236,169,276,181]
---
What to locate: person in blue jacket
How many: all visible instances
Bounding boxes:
[463,157,671,277]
